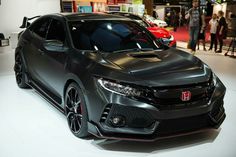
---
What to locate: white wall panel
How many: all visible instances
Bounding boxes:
[0,0,60,37]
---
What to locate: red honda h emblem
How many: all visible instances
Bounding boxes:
[181,91,191,101]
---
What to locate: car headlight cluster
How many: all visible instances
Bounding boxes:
[212,73,217,86]
[162,35,174,44]
[207,72,217,92]
[97,78,143,97]
[169,35,174,41]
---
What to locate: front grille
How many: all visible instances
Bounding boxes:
[151,79,215,110]
[157,114,210,136]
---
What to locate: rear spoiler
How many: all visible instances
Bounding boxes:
[20,16,41,28]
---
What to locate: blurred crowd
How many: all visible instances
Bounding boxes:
[152,0,235,55]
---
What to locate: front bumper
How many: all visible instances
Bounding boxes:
[169,40,177,48]
[162,38,176,48]
[87,79,226,141]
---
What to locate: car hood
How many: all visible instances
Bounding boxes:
[147,27,170,38]
[99,48,212,87]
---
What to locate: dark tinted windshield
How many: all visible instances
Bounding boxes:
[69,20,159,53]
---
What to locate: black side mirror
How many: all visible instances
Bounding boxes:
[43,40,68,52]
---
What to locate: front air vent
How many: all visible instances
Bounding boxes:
[100,104,112,122]
[129,53,162,62]
[129,52,159,58]
[131,54,158,58]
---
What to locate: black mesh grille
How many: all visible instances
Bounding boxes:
[151,79,215,110]
[210,98,224,122]
[105,104,155,128]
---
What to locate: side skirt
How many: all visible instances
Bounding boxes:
[27,79,65,115]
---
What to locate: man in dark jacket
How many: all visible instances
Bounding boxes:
[216,10,227,53]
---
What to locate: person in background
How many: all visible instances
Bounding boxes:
[165,12,171,26]
[224,13,235,56]
[172,10,179,32]
[152,10,158,19]
[187,0,201,54]
[208,13,218,51]
[197,13,206,51]
[181,8,186,26]
[216,10,227,53]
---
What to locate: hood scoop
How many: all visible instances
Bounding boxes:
[129,53,162,62]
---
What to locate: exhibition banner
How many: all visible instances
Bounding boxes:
[132,0,142,4]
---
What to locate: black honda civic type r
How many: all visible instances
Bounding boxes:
[14,13,226,141]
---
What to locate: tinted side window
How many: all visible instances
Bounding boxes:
[47,19,65,43]
[30,18,51,39]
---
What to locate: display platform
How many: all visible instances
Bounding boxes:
[0,47,236,157]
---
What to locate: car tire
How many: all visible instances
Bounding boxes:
[64,82,89,138]
[14,53,30,89]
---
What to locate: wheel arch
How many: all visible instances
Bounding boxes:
[63,74,91,121]
[63,74,86,98]
[15,46,29,73]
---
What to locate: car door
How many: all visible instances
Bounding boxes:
[35,18,69,104]
[24,17,51,81]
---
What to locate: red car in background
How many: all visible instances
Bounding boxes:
[147,26,176,47]
[107,12,176,48]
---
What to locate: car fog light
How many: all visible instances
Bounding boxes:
[111,116,125,127]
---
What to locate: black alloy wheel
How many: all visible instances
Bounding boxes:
[14,53,29,88]
[65,83,89,138]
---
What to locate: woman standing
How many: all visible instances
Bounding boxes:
[209,13,218,51]
[216,11,227,53]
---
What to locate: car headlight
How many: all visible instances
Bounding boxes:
[97,78,143,97]
[162,35,174,43]
[212,73,217,86]
[169,35,174,41]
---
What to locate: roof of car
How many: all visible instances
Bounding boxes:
[107,12,143,20]
[52,13,129,21]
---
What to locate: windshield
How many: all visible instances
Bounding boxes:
[69,20,160,53]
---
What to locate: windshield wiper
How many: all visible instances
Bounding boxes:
[114,48,154,53]
[80,50,105,54]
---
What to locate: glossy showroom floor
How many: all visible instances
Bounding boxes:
[0,44,236,157]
